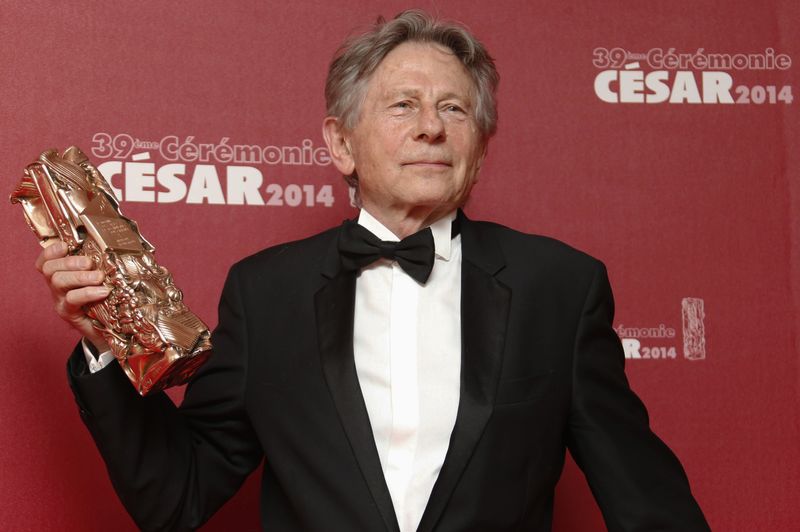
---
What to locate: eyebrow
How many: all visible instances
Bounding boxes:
[383,88,473,105]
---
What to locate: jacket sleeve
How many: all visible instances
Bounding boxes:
[67,263,263,531]
[566,261,710,531]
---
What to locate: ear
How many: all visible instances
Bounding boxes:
[322,117,355,176]
[478,141,488,171]
[472,140,489,183]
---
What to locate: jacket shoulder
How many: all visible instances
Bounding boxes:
[228,224,340,280]
[468,218,602,274]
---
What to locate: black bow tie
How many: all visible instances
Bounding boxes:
[338,221,436,284]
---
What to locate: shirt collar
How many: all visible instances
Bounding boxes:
[357,209,456,261]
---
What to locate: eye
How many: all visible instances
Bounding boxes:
[443,103,466,114]
[392,100,412,109]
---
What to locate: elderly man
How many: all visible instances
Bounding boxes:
[37,10,709,532]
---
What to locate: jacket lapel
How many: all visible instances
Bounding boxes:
[315,231,400,532]
[417,212,510,532]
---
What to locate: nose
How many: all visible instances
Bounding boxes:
[414,105,445,142]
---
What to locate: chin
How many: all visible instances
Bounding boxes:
[403,193,452,207]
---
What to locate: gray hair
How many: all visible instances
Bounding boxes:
[326,10,500,173]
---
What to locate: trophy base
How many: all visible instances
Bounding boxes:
[123,342,212,396]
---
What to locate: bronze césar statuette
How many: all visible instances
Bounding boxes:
[10,147,212,395]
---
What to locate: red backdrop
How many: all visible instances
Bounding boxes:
[1,1,798,530]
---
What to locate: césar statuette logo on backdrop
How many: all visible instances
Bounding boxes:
[615,297,707,361]
[10,146,212,395]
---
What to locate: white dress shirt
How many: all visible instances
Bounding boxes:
[353,209,461,532]
[84,209,463,532]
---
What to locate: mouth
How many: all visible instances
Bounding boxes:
[402,160,452,168]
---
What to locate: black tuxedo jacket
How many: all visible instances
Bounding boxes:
[68,212,709,531]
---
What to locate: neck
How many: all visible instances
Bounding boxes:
[361,204,454,239]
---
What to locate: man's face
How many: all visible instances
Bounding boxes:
[333,42,486,220]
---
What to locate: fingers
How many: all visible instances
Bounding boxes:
[50,271,109,322]
[50,269,105,292]
[35,241,69,272]
[33,240,112,342]
[62,285,111,309]
[35,239,109,308]
[41,254,95,280]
